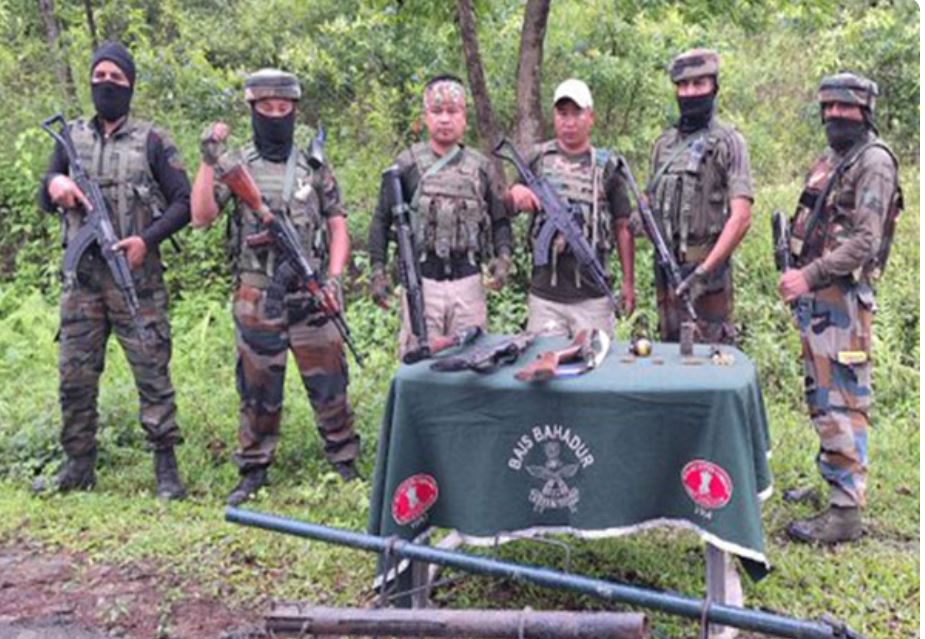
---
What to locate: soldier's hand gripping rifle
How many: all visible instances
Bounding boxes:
[40,113,151,351]
[493,138,618,312]
[615,155,698,321]
[217,157,365,367]
[381,165,430,363]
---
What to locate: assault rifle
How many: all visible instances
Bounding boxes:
[493,138,617,311]
[615,155,698,321]
[217,156,365,367]
[771,210,791,273]
[431,332,535,373]
[40,113,151,351]
[381,165,429,362]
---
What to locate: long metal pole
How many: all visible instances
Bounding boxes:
[266,604,649,638]
[226,508,864,639]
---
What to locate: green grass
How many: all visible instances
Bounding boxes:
[0,171,918,638]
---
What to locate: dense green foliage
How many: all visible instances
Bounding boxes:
[0,1,918,637]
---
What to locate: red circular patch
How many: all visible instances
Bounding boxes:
[681,460,733,509]
[391,474,439,525]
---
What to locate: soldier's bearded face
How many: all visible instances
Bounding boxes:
[424,102,467,146]
[553,100,594,151]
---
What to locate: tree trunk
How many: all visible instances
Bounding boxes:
[455,0,505,182]
[83,0,98,49]
[37,0,77,105]
[513,0,551,151]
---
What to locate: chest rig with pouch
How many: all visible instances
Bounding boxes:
[66,117,167,278]
[228,144,327,289]
[648,128,727,263]
[789,139,902,283]
[409,142,491,273]
[530,142,612,288]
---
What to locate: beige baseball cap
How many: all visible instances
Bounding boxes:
[553,78,593,109]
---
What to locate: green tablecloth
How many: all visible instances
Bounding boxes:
[368,335,773,579]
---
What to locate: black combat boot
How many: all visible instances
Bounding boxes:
[787,506,862,544]
[31,452,97,494]
[154,447,187,500]
[333,460,361,482]
[227,466,269,506]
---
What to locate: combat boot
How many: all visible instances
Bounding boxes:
[227,466,268,506]
[333,460,361,482]
[31,452,97,494]
[154,447,187,500]
[787,506,862,544]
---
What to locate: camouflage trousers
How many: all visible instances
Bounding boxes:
[797,282,874,508]
[398,274,486,358]
[59,257,180,458]
[656,262,737,344]
[233,283,359,471]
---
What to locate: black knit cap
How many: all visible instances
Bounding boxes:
[90,41,136,86]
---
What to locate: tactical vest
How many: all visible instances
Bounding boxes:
[529,141,613,286]
[408,142,491,267]
[229,145,327,284]
[66,117,166,273]
[789,138,902,282]
[649,123,730,261]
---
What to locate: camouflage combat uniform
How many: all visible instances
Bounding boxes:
[523,140,631,338]
[368,142,511,357]
[648,49,753,344]
[216,144,359,471]
[788,75,901,510]
[42,117,189,462]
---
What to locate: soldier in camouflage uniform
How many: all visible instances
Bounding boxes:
[648,49,753,344]
[368,75,512,357]
[34,42,190,499]
[780,73,901,544]
[191,69,360,505]
[507,79,635,337]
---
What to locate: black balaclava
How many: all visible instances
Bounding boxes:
[677,93,716,133]
[90,41,135,122]
[252,109,295,162]
[825,116,869,154]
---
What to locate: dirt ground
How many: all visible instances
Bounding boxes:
[0,539,262,639]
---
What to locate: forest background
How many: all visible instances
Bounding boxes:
[0,1,919,638]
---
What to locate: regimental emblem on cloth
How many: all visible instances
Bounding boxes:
[391,473,439,526]
[507,424,595,514]
[681,460,733,510]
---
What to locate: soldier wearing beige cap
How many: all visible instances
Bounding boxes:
[507,78,635,338]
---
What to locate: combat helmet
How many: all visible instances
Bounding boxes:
[668,48,719,84]
[818,72,878,113]
[244,68,301,102]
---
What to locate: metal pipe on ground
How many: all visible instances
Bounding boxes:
[226,507,866,639]
[266,604,649,638]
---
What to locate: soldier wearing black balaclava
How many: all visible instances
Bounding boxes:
[646,48,754,345]
[35,41,191,499]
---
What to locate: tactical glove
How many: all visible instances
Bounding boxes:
[370,265,392,309]
[200,123,227,167]
[320,275,343,315]
[675,264,709,301]
[486,253,512,291]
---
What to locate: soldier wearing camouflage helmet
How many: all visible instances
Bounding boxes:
[367,74,513,357]
[779,72,902,544]
[191,68,361,505]
[33,41,191,500]
[647,48,754,344]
